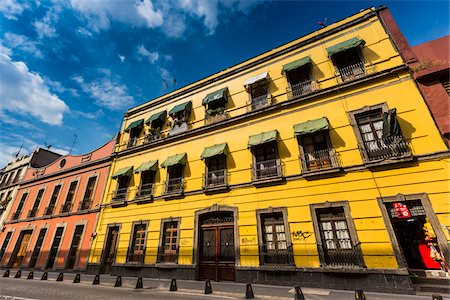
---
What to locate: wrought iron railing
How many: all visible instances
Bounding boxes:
[299,149,340,173]
[337,62,366,82]
[27,208,38,218]
[78,198,93,211]
[260,244,294,265]
[248,94,270,112]
[205,112,228,125]
[127,137,138,149]
[287,79,319,99]
[323,246,361,267]
[145,131,162,143]
[164,178,184,195]
[60,202,73,213]
[44,205,55,216]
[203,169,227,189]
[135,183,154,199]
[252,159,282,180]
[126,249,145,264]
[360,135,412,162]
[111,188,128,203]
[157,246,177,263]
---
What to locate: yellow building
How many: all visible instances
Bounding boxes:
[87,7,450,293]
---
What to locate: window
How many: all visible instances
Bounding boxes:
[332,48,365,82]
[12,168,22,183]
[250,80,269,111]
[283,57,317,99]
[158,220,180,263]
[61,181,78,213]
[145,111,166,142]
[12,192,28,220]
[112,175,129,202]
[0,191,12,215]
[166,165,184,194]
[257,208,293,265]
[0,231,13,261]
[127,223,147,263]
[79,177,96,210]
[45,185,61,216]
[311,202,363,267]
[124,119,144,148]
[6,171,15,186]
[252,142,281,180]
[136,171,154,198]
[203,88,228,125]
[168,101,192,136]
[204,155,227,188]
[28,189,45,217]
[351,105,411,162]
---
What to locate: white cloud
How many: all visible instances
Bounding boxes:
[76,27,92,37]
[3,33,43,58]
[0,0,29,20]
[44,77,79,97]
[70,108,104,119]
[0,43,12,56]
[0,53,69,125]
[72,71,134,110]
[118,55,125,62]
[34,10,59,39]
[137,45,159,63]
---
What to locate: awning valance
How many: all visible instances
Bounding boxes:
[248,130,278,148]
[244,72,269,86]
[281,57,311,74]
[326,37,365,56]
[294,117,329,136]
[202,87,228,106]
[134,160,158,173]
[145,111,166,125]
[161,153,187,168]
[169,101,192,115]
[124,119,144,132]
[200,143,228,160]
[112,166,133,178]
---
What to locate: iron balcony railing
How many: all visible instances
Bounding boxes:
[27,208,38,218]
[126,249,145,264]
[60,202,73,213]
[337,61,366,82]
[248,94,271,112]
[287,79,319,99]
[323,246,361,267]
[299,149,340,173]
[44,205,55,216]
[111,187,129,203]
[78,198,93,211]
[252,159,282,181]
[360,135,412,162]
[203,169,227,189]
[127,137,138,149]
[11,211,21,220]
[205,112,228,125]
[135,183,154,199]
[260,244,294,265]
[157,246,177,263]
[164,178,184,195]
[145,130,162,143]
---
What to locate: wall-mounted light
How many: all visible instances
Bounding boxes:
[91,232,97,239]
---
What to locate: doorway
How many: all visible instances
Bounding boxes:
[45,227,64,269]
[100,225,120,274]
[65,225,84,269]
[8,230,32,268]
[28,228,47,268]
[198,211,235,281]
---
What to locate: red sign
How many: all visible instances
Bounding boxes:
[393,202,411,219]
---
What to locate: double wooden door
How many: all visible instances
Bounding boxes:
[199,224,235,281]
[100,226,119,274]
[9,230,32,268]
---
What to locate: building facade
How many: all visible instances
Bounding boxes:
[0,141,114,271]
[0,149,61,230]
[86,7,449,294]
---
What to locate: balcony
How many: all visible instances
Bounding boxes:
[203,169,228,192]
[248,94,271,112]
[299,149,341,177]
[60,202,73,214]
[27,208,38,218]
[145,132,162,143]
[78,199,92,211]
[251,159,283,184]
[111,188,128,205]
[287,79,319,99]
[323,246,362,268]
[163,178,184,198]
[169,119,188,136]
[44,206,55,216]
[205,111,228,125]
[259,244,294,266]
[135,183,154,203]
[337,61,367,83]
[127,137,138,149]
[359,135,412,165]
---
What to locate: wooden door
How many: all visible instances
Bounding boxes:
[10,231,32,268]
[100,226,119,274]
[28,228,47,268]
[65,225,84,269]
[45,227,64,269]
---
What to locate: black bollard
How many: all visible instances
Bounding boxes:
[136,277,143,289]
[204,279,212,294]
[245,283,254,299]
[41,272,48,280]
[27,271,34,279]
[355,289,366,300]
[14,270,21,278]
[432,295,444,300]
[114,276,122,287]
[56,272,64,281]
[169,278,177,291]
[73,273,80,283]
[3,270,9,277]
[93,274,100,285]
[294,286,305,300]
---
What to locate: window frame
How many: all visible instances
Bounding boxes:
[28,187,46,218]
[79,175,98,211]
[251,141,282,181]
[61,180,79,213]
[204,154,227,188]
[12,191,29,220]
[157,217,181,264]
[45,183,63,216]
[165,164,184,195]
[126,220,149,264]
[310,201,365,268]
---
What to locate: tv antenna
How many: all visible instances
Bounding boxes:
[44,141,52,150]
[69,134,77,155]
[317,18,327,29]
[12,142,24,158]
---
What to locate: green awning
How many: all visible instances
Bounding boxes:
[134,160,158,173]
[200,143,228,160]
[161,153,187,168]
[111,166,133,178]
[145,111,166,125]
[294,117,329,135]
[281,57,311,74]
[124,119,144,132]
[169,101,192,115]
[248,130,278,148]
[326,37,366,56]
[202,88,228,106]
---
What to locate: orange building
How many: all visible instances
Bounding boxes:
[0,140,114,271]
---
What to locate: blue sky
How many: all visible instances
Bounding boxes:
[0,0,448,166]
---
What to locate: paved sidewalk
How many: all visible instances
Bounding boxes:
[0,269,448,300]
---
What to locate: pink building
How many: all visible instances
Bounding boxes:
[0,140,114,271]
